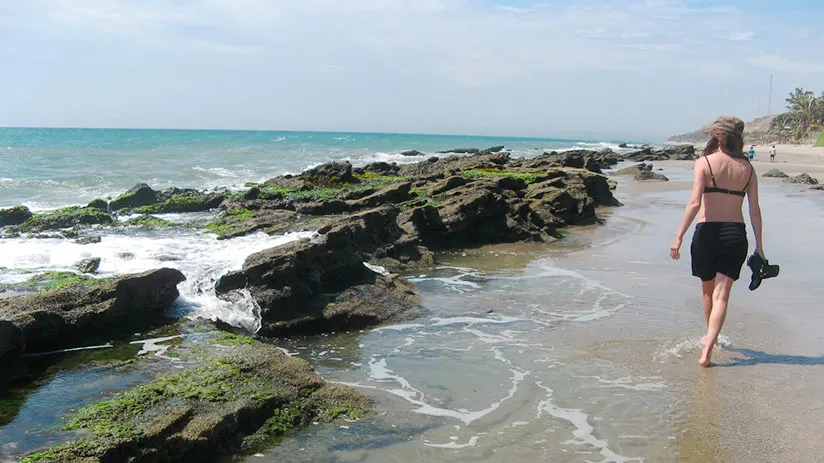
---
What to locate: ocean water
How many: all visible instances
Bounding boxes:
[0,128,630,210]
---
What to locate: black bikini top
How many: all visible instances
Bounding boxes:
[703,156,753,197]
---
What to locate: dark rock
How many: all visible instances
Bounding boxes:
[8,207,113,233]
[438,147,481,154]
[634,170,669,181]
[301,161,359,186]
[76,257,101,274]
[0,206,33,227]
[662,145,696,159]
[86,199,109,211]
[0,320,24,364]
[427,156,440,163]
[109,183,158,211]
[20,337,371,463]
[263,175,309,191]
[428,176,469,196]
[117,252,136,260]
[762,169,789,178]
[74,235,102,245]
[349,183,412,208]
[400,150,424,157]
[216,233,420,336]
[296,200,350,215]
[0,268,186,353]
[786,173,819,185]
[811,185,824,191]
[360,162,400,176]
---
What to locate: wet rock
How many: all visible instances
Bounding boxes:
[19,337,371,463]
[634,170,669,181]
[786,173,819,185]
[74,235,102,245]
[117,252,136,260]
[216,233,420,336]
[400,150,424,157]
[0,206,33,227]
[75,257,101,274]
[109,183,158,211]
[302,161,359,186]
[263,175,309,191]
[7,207,113,233]
[624,145,696,161]
[0,320,24,364]
[763,168,789,178]
[132,190,227,214]
[86,198,109,211]
[0,268,186,354]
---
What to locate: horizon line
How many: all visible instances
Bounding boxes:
[0,125,658,144]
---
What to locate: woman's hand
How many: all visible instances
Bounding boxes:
[670,237,682,260]
[756,246,766,260]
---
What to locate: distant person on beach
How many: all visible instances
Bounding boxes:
[770,145,776,161]
[748,145,755,160]
[669,116,764,367]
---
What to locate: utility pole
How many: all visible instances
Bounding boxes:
[767,74,773,115]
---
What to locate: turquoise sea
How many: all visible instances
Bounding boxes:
[0,127,635,210]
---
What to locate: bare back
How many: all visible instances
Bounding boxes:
[697,151,754,223]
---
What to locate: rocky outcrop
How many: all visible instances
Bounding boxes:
[2,206,114,235]
[302,161,360,186]
[108,184,227,214]
[762,169,789,178]
[215,218,421,336]
[438,145,505,155]
[0,268,186,354]
[0,206,33,227]
[615,163,654,176]
[19,337,371,463]
[519,149,621,173]
[786,173,819,185]
[624,145,696,161]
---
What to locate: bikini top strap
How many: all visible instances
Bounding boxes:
[704,156,717,186]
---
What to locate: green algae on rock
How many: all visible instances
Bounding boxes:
[3,206,114,234]
[20,341,371,463]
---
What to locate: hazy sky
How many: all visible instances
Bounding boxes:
[1,0,822,140]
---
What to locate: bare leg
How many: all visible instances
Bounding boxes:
[700,275,735,367]
[700,279,715,329]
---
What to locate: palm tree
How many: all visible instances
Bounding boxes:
[785,87,817,140]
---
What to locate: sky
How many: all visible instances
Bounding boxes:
[0,0,822,141]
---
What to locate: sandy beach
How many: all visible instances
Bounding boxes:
[671,143,824,179]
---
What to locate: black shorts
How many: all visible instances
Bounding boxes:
[690,222,748,281]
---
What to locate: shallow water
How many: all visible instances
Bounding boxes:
[251,166,824,463]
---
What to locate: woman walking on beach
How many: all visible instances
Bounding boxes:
[669,116,765,367]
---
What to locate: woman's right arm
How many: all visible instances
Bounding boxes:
[747,174,764,257]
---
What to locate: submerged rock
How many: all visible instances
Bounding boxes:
[74,235,102,245]
[0,268,186,354]
[0,206,33,227]
[762,168,789,178]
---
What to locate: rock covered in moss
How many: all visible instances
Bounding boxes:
[109,183,158,211]
[634,170,669,181]
[7,206,113,233]
[86,198,109,211]
[19,339,371,463]
[0,205,33,227]
[0,268,186,354]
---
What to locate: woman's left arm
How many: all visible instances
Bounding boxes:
[670,161,706,260]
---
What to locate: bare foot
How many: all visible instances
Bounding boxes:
[699,339,714,368]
